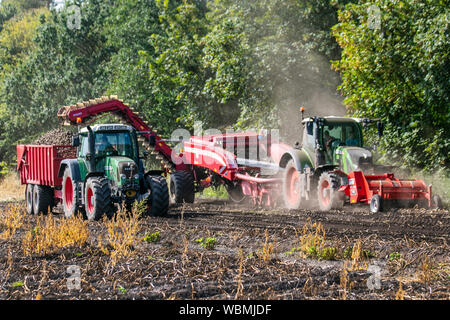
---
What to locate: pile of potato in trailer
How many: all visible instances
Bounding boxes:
[16,97,442,219]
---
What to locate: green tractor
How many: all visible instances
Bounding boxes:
[278,111,385,211]
[59,124,169,220]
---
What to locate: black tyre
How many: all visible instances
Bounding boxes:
[33,185,53,215]
[226,183,247,204]
[62,168,83,218]
[169,171,195,204]
[147,175,169,216]
[370,194,383,213]
[317,171,344,211]
[85,177,114,221]
[282,159,303,209]
[25,184,34,215]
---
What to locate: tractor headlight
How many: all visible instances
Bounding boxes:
[134,174,140,180]
[120,174,127,180]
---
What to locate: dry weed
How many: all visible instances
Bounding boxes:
[98,202,144,266]
[261,229,275,262]
[0,174,25,201]
[22,214,89,256]
[0,203,26,240]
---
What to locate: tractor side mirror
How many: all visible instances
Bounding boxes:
[377,121,384,137]
[148,135,156,147]
[72,135,80,147]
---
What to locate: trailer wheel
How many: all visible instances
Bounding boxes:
[317,172,344,211]
[33,185,53,215]
[169,171,195,204]
[85,177,114,221]
[370,194,383,213]
[62,168,80,218]
[25,184,34,215]
[146,175,169,216]
[282,160,303,209]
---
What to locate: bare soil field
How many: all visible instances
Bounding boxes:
[0,199,448,300]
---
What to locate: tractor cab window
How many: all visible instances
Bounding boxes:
[321,122,362,162]
[95,131,135,159]
[302,121,315,150]
[79,135,89,158]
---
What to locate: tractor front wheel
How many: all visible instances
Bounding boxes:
[84,177,114,221]
[317,172,344,211]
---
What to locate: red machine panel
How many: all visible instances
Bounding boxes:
[17,145,76,187]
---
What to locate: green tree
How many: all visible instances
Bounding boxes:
[0,0,113,164]
[332,0,449,171]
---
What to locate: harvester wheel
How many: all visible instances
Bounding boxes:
[282,160,303,209]
[33,185,53,215]
[62,168,82,218]
[317,172,344,211]
[84,177,114,221]
[370,194,383,213]
[25,184,34,215]
[226,183,247,204]
[147,175,169,216]
[169,171,195,204]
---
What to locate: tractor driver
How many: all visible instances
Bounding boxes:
[97,135,117,155]
[345,130,359,146]
[323,130,336,162]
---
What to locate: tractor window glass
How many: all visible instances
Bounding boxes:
[322,122,361,147]
[95,132,135,158]
[79,135,89,157]
[302,121,315,148]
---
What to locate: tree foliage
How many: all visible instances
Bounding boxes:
[332,0,449,171]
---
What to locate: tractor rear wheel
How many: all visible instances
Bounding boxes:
[317,172,344,211]
[147,175,169,216]
[169,171,195,204]
[84,177,114,221]
[33,185,53,215]
[62,168,81,218]
[25,184,34,215]
[282,160,303,209]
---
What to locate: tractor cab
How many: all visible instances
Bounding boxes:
[300,116,381,173]
[76,124,142,202]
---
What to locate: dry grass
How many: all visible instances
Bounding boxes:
[261,229,275,262]
[235,248,245,299]
[395,282,405,300]
[98,201,145,266]
[22,214,89,256]
[0,174,25,202]
[0,203,26,240]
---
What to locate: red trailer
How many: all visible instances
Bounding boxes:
[17,144,76,215]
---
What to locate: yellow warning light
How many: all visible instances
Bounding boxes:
[76,117,82,124]
[300,106,305,112]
